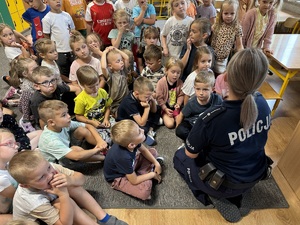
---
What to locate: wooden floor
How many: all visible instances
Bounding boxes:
[105,74,300,225]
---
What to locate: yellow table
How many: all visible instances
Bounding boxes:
[268,34,300,115]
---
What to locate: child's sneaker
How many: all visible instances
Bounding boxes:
[7,99,19,107]
[19,118,36,133]
[98,215,128,225]
[148,130,156,138]
[3,86,17,99]
[156,156,165,167]
[144,134,156,146]
[2,75,11,86]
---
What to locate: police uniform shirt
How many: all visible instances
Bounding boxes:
[186,93,271,183]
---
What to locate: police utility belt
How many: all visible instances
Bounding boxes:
[198,156,273,190]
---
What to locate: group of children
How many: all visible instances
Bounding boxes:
[0,0,281,223]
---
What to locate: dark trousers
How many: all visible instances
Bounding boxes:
[140,105,162,134]
[173,148,250,205]
[57,52,75,76]
[175,120,192,141]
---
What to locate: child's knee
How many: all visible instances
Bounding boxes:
[73,127,90,140]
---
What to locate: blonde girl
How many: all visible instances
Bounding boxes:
[156,57,184,128]
[0,23,30,62]
[211,0,244,75]
[182,46,213,105]
[137,26,160,73]
[242,0,280,55]
[161,0,194,59]
[109,9,134,50]
[181,18,213,82]
[34,38,64,82]
[9,58,38,133]
[69,31,105,89]
[86,32,103,59]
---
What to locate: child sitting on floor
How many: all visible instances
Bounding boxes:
[0,128,19,225]
[74,66,114,145]
[176,71,222,142]
[104,119,164,200]
[117,77,161,146]
[38,100,107,164]
[9,150,128,225]
[101,47,130,116]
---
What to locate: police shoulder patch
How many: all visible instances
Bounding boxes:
[202,107,226,123]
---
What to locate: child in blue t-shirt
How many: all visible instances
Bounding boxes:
[22,0,51,45]
[132,0,156,43]
[176,70,222,142]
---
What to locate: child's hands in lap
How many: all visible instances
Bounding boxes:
[101,119,110,128]
[95,141,108,151]
[165,108,173,117]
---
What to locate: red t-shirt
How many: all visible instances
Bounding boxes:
[85,1,114,45]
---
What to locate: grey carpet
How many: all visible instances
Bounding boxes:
[0,47,288,209]
[66,126,289,209]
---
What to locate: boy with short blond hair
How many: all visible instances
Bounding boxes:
[38,100,107,164]
[116,77,161,146]
[9,150,127,225]
[104,120,164,200]
[175,71,222,142]
[141,44,165,92]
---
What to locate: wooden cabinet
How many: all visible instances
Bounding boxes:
[1,0,29,32]
[277,120,300,200]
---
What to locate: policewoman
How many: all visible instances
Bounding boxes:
[173,48,272,223]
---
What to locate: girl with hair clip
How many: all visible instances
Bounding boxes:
[211,0,244,75]
[242,0,280,56]
[156,57,185,129]
[109,9,134,50]
[69,31,106,89]
[136,26,160,73]
[174,48,272,223]
[9,58,38,133]
[180,18,214,82]
[161,0,194,59]
[86,32,103,59]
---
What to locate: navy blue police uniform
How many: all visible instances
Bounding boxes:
[173,93,271,205]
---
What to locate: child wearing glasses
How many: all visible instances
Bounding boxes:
[0,129,19,225]
[0,102,41,151]
[29,66,79,129]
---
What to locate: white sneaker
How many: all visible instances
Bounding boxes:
[148,130,156,138]
[158,117,164,125]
